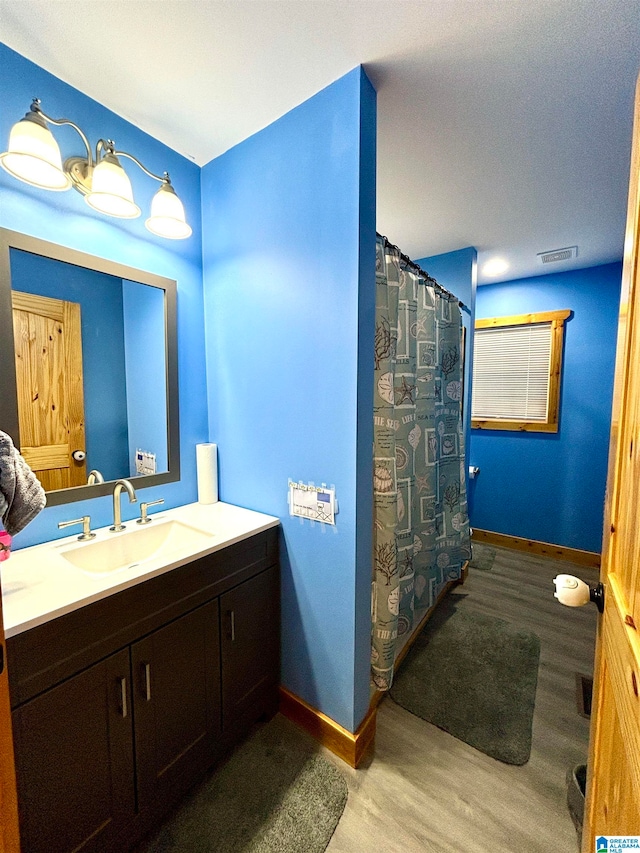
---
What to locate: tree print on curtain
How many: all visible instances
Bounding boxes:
[371,237,471,691]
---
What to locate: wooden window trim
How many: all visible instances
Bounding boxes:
[471,308,571,433]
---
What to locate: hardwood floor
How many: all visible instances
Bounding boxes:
[324,545,599,853]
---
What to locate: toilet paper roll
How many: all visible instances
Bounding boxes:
[196,443,218,504]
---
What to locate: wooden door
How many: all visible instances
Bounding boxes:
[11,290,87,490]
[11,649,134,853]
[582,75,640,849]
[0,592,20,853]
[220,565,280,730]
[132,600,220,813]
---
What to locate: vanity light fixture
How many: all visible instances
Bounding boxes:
[0,99,192,240]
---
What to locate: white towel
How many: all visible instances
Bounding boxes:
[0,430,46,536]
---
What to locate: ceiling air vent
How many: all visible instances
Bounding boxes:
[537,246,578,265]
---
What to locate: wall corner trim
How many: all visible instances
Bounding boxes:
[278,687,376,768]
[472,528,601,568]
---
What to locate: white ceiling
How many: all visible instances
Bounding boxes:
[1,0,639,283]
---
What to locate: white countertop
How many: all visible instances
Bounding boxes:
[1,502,279,639]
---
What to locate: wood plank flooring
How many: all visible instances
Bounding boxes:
[323,545,599,853]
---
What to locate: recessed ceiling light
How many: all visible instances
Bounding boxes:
[482,258,510,277]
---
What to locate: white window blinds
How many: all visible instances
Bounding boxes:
[471,322,552,421]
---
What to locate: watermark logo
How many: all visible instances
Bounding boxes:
[596,838,640,852]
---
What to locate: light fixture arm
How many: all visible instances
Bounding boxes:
[112,149,171,186]
[31,99,94,168]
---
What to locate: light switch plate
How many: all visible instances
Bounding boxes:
[288,481,336,524]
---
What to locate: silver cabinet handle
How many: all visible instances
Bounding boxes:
[142,662,151,701]
[230,610,235,642]
[119,677,128,718]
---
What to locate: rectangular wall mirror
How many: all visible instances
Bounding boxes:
[0,229,179,507]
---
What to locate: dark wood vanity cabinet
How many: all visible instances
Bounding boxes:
[6,528,279,853]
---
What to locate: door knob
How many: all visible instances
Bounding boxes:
[553,574,605,613]
[72,449,86,462]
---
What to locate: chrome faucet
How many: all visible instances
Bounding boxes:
[110,479,138,532]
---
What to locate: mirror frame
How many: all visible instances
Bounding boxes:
[0,228,180,507]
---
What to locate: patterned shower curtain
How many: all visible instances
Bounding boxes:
[371,237,471,691]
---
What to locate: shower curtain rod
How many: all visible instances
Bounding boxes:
[377,233,469,311]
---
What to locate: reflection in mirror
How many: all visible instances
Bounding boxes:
[0,229,179,507]
[10,250,168,489]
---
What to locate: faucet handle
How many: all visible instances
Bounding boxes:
[137,499,164,524]
[58,516,96,541]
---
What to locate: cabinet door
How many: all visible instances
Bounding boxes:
[132,599,220,812]
[12,648,134,853]
[220,564,279,729]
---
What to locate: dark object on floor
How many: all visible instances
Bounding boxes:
[389,601,541,765]
[469,543,496,571]
[575,672,593,719]
[567,763,587,846]
[135,716,348,853]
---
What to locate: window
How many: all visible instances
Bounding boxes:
[471,309,571,432]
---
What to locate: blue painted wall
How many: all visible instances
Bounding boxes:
[469,263,622,553]
[2,45,379,734]
[1,44,208,548]
[416,247,476,310]
[9,250,130,480]
[201,67,376,732]
[415,247,477,475]
[123,279,168,475]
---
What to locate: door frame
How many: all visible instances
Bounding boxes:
[582,73,640,850]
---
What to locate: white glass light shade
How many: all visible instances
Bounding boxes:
[0,116,71,190]
[146,183,192,239]
[85,155,140,218]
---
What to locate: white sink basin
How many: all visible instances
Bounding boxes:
[60,520,214,574]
